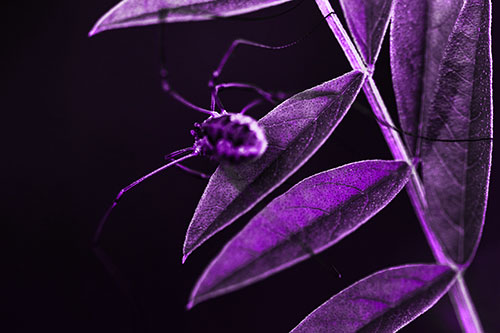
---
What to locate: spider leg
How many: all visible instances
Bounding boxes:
[161,78,218,116]
[159,11,335,114]
[164,155,212,180]
[208,11,337,111]
[239,98,264,114]
[171,162,212,180]
[209,38,301,89]
[351,102,494,144]
[163,147,211,179]
[159,22,218,116]
[93,148,198,244]
[212,82,290,112]
[208,38,298,111]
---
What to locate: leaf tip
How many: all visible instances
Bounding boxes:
[182,245,195,264]
[187,285,203,310]
[183,237,203,263]
[185,299,195,311]
[88,19,107,37]
[88,27,99,37]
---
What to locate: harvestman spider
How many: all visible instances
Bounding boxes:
[93,4,492,246]
[92,11,332,244]
[89,12,496,333]
[89,5,494,330]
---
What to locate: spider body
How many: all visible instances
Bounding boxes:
[192,112,268,164]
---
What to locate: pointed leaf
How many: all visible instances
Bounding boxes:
[291,264,456,332]
[183,71,365,261]
[420,0,492,266]
[188,160,411,307]
[390,0,464,153]
[339,0,394,66]
[89,0,294,36]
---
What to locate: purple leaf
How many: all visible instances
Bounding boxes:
[291,264,456,332]
[89,0,293,36]
[188,160,411,308]
[390,0,464,153]
[420,0,492,266]
[183,71,365,261]
[339,0,394,66]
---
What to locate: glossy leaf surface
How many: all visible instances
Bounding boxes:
[420,0,492,266]
[291,264,456,332]
[89,0,293,36]
[183,71,365,261]
[339,0,394,66]
[390,0,464,153]
[188,160,411,308]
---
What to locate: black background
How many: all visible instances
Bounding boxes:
[4,0,499,332]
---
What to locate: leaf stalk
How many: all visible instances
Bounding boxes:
[314,0,483,331]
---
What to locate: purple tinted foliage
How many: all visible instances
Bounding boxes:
[339,0,394,67]
[390,0,464,154]
[84,0,494,330]
[89,0,293,36]
[420,0,492,266]
[188,160,411,308]
[183,71,365,261]
[319,0,491,329]
[291,264,456,333]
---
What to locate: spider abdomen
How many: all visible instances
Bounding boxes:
[192,113,267,164]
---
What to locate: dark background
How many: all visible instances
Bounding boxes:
[4,0,498,332]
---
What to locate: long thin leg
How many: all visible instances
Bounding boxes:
[209,11,335,87]
[162,78,218,116]
[240,98,263,114]
[164,147,194,160]
[215,83,286,104]
[211,82,288,111]
[159,23,218,116]
[170,162,211,180]
[352,102,494,144]
[224,0,306,22]
[208,39,300,111]
[94,149,198,244]
[209,38,302,88]
[164,147,211,179]
[208,12,336,111]
[165,158,211,180]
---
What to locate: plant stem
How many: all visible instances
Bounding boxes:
[449,273,484,332]
[314,0,483,331]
